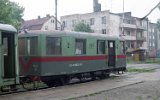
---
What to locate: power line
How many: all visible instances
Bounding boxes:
[142,2,160,19]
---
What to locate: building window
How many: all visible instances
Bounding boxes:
[140,32,143,37]
[27,37,38,55]
[127,42,134,48]
[45,26,48,30]
[101,16,106,24]
[131,43,134,48]
[63,21,67,27]
[18,38,25,55]
[81,20,86,24]
[150,43,152,46]
[51,20,54,23]
[153,43,155,47]
[97,40,105,54]
[153,36,155,40]
[90,18,94,25]
[126,31,131,36]
[152,29,154,33]
[46,37,61,55]
[149,35,152,39]
[72,20,76,27]
[102,29,106,34]
[75,39,86,55]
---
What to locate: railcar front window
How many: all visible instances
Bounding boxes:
[46,37,61,55]
[3,38,8,56]
[97,40,105,54]
[120,41,125,54]
[75,39,86,55]
[18,38,25,55]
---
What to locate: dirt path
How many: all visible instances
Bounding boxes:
[67,64,160,100]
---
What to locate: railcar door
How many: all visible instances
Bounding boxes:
[108,41,116,67]
[2,33,15,78]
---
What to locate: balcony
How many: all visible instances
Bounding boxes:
[136,25,147,30]
[136,37,146,41]
[121,35,136,41]
[120,18,137,29]
[120,23,137,29]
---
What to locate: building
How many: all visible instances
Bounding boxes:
[61,10,110,34]
[148,22,160,57]
[117,12,148,52]
[61,12,148,53]
[21,14,61,31]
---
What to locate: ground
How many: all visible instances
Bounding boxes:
[0,64,160,100]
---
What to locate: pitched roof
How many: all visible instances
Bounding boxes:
[21,16,51,30]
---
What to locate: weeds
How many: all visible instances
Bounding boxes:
[127,68,156,73]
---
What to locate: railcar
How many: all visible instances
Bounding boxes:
[19,30,126,87]
[0,24,19,92]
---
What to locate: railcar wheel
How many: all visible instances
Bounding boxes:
[44,80,55,87]
[91,73,96,81]
[61,76,70,85]
[99,72,110,79]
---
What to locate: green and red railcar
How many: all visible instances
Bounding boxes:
[18,30,126,86]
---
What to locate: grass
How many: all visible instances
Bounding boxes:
[127,68,156,73]
[127,58,160,64]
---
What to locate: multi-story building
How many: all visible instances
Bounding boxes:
[61,12,148,53]
[118,12,148,52]
[21,14,61,31]
[148,22,160,57]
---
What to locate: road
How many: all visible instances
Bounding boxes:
[0,64,160,100]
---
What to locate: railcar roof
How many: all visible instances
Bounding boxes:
[0,24,17,33]
[19,30,120,40]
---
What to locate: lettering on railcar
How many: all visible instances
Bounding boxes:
[69,63,83,67]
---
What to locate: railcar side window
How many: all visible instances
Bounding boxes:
[18,38,25,55]
[27,37,38,55]
[97,40,105,54]
[46,37,61,55]
[75,39,86,55]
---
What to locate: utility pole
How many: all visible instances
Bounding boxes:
[121,0,124,35]
[55,0,58,30]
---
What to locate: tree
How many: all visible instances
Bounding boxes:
[74,22,92,33]
[0,0,24,30]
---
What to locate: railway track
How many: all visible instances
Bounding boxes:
[0,74,119,96]
[0,79,143,100]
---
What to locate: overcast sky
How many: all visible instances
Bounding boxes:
[10,0,160,23]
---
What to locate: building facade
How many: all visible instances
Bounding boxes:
[118,12,148,52]
[61,12,148,53]
[61,10,110,34]
[148,23,160,57]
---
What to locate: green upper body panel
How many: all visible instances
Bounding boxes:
[18,30,119,40]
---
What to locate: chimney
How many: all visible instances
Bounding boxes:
[93,0,101,12]
[38,16,41,19]
[46,14,50,18]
